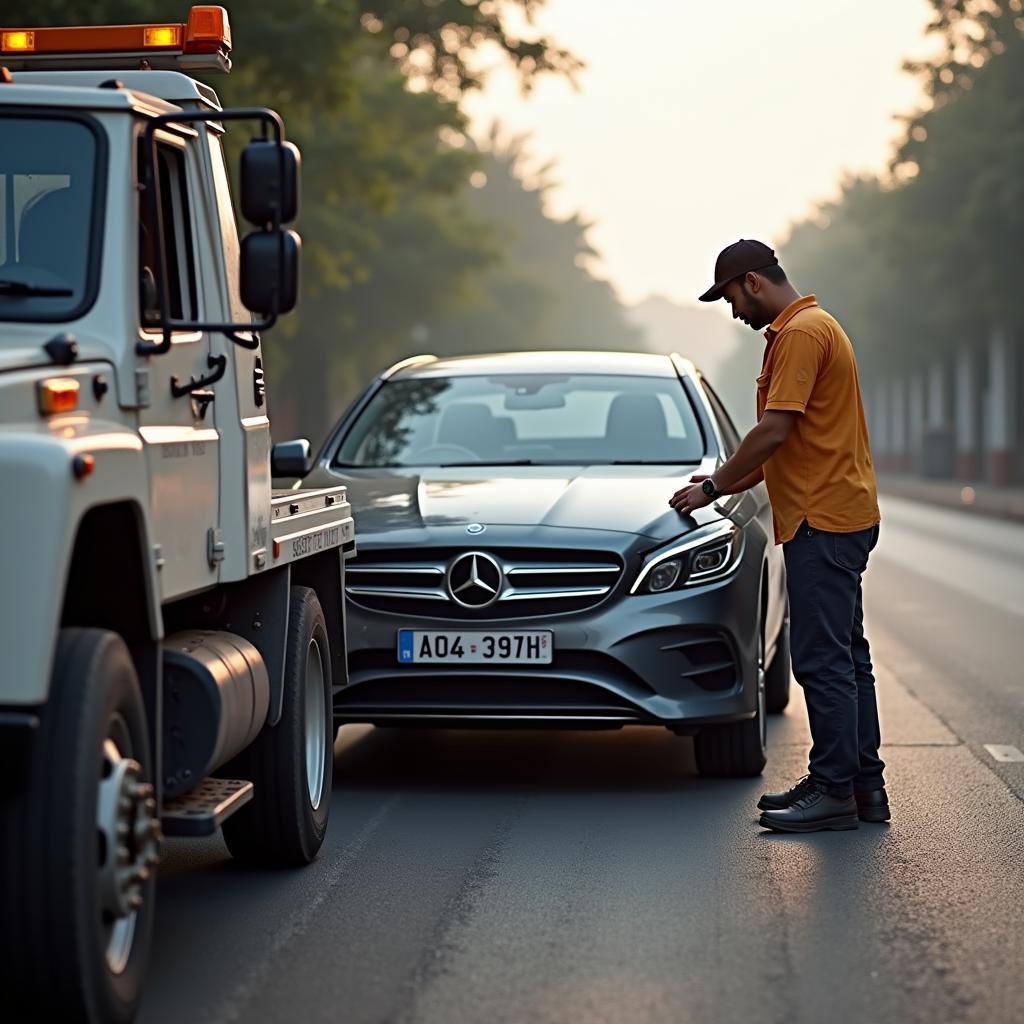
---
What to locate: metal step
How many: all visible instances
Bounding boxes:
[161,777,253,837]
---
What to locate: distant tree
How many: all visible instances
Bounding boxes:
[779,1,1024,381]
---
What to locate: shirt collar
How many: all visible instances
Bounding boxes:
[764,294,818,343]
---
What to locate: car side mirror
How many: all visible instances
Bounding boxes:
[240,139,300,226]
[240,229,300,315]
[271,438,312,477]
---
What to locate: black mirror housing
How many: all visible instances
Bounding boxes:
[271,438,313,478]
[240,229,300,316]
[241,139,300,226]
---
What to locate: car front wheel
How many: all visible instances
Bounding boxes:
[693,625,768,778]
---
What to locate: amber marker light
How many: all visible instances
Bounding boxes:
[143,25,182,48]
[38,378,80,415]
[1,30,35,51]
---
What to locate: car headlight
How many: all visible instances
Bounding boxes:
[630,520,743,594]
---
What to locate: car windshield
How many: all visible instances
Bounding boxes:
[334,373,706,468]
[0,117,100,324]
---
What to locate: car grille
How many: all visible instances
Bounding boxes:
[345,547,624,620]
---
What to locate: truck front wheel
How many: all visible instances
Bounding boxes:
[1,628,160,1024]
[222,586,333,866]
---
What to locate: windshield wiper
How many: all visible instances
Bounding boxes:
[0,279,73,297]
[439,459,538,467]
[332,461,402,469]
[609,460,693,465]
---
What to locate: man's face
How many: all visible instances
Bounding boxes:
[722,276,772,331]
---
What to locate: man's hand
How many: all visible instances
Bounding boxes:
[669,477,715,515]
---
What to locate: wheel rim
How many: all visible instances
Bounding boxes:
[96,716,161,975]
[757,629,767,752]
[304,637,327,809]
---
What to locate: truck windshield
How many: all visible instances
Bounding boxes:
[0,117,101,323]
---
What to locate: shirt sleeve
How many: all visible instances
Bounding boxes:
[764,329,826,413]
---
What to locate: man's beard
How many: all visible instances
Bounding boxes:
[741,286,772,331]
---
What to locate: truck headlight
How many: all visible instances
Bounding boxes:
[630,521,743,595]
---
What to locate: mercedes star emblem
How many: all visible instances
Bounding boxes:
[447,551,502,608]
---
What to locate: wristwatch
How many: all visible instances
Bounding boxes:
[701,477,721,500]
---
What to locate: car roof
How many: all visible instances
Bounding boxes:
[385,350,698,381]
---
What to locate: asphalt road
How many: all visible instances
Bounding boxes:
[141,496,1024,1024]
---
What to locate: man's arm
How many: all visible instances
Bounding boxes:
[713,411,797,491]
[719,466,764,495]
[687,467,763,495]
[669,411,797,513]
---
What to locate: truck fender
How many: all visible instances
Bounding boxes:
[0,431,160,705]
[219,564,291,726]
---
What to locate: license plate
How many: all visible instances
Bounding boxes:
[397,630,552,665]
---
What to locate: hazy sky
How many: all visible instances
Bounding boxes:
[462,0,937,308]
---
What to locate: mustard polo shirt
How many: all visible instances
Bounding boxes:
[756,295,880,544]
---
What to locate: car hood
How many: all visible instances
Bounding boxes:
[305,461,726,543]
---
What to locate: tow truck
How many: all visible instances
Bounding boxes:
[0,8,355,1021]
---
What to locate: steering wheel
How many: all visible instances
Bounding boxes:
[410,443,478,462]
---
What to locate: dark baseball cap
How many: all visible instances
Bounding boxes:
[698,239,779,302]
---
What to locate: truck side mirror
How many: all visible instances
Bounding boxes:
[240,229,300,315]
[240,139,300,226]
[271,438,313,478]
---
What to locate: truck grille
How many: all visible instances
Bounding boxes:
[345,548,623,620]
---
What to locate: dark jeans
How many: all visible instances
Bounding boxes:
[783,520,886,798]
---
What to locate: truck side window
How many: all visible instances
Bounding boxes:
[138,142,197,326]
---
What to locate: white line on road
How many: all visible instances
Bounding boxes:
[983,744,1024,763]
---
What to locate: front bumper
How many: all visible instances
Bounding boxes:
[335,560,762,731]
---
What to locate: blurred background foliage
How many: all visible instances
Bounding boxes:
[4,0,1021,439]
[780,0,1024,381]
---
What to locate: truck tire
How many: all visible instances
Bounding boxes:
[0,628,160,1024]
[693,623,768,778]
[222,586,333,866]
[765,612,791,714]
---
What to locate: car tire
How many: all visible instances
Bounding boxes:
[694,624,768,778]
[222,586,333,866]
[0,628,158,1024]
[764,612,791,714]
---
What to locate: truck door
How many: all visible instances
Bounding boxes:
[137,129,221,599]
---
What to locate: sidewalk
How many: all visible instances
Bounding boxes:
[877,473,1024,524]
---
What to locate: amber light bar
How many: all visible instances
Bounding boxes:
[0,6,230,57]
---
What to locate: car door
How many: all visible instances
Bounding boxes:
[700,377,787,641]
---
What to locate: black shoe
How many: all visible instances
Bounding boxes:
[854,787,891,823]
[759,781,859,833]
[757,775,816,812]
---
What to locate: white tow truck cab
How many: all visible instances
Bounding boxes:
[0,9,355,1022]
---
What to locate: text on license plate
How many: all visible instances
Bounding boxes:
[397,630,552,665]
